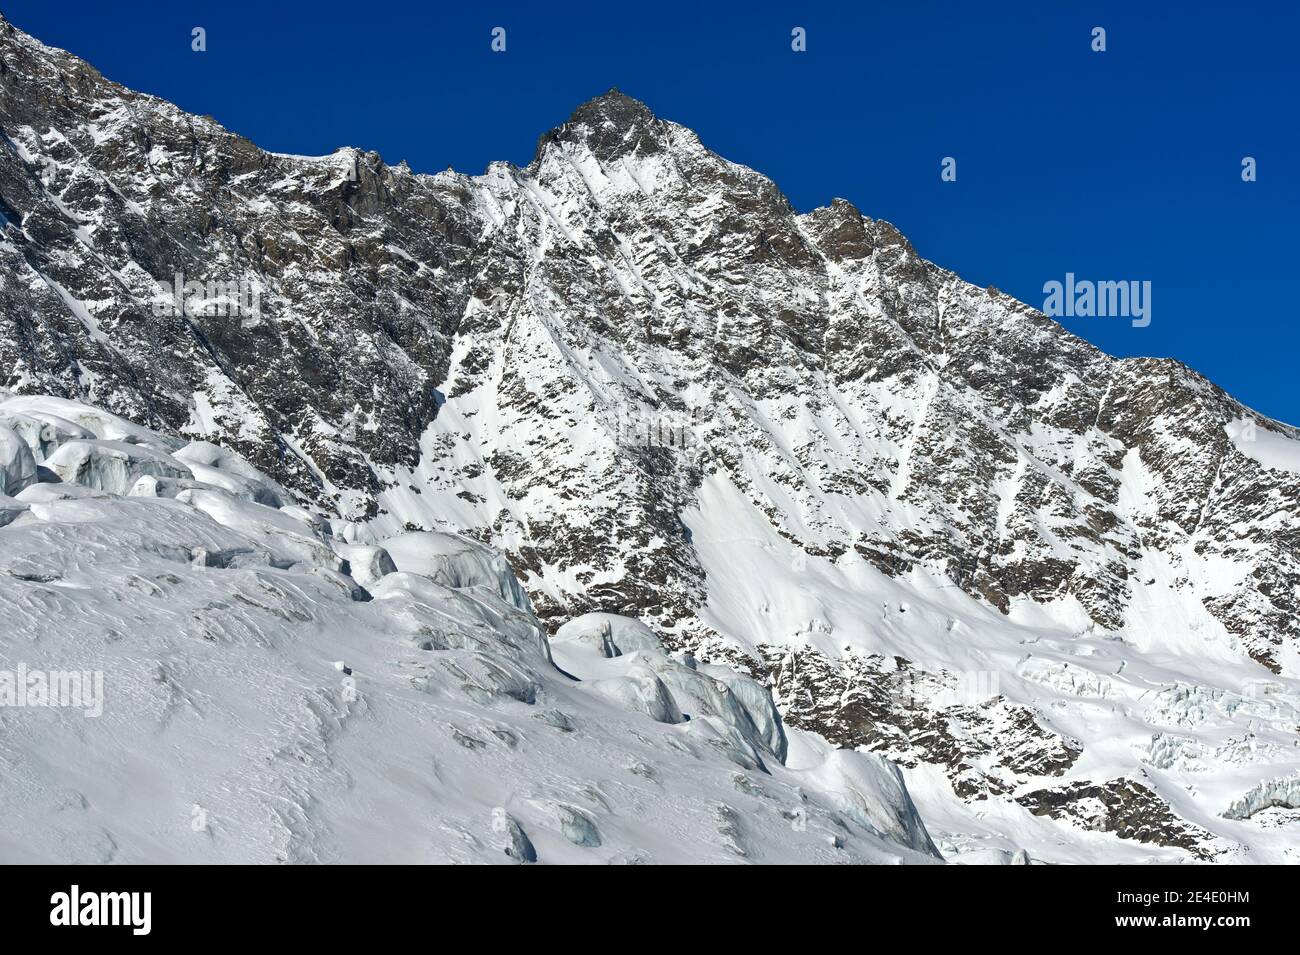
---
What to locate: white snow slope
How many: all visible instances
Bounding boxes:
[0,391,940,864]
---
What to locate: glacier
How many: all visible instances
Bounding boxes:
[0,391,941,864]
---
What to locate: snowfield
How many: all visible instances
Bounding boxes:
[0,392,941,864]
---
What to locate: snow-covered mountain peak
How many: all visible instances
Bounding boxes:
[2,17,1300,862]
[539,88,665,160]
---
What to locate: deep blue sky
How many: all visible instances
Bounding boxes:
[5,1,1297,423]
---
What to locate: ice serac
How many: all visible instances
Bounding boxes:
[2,17,1300,862]
[553,612,664,657]
[382,530,532,612]
[0,423,36,493]
[44,439,192,494]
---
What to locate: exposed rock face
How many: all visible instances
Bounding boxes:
[0,15,475,513]
[760,648,1082,801]
[3,16,1300,862]
[1017,778,1220,858]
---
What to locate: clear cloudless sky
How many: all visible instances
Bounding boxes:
[4,0,1297,423]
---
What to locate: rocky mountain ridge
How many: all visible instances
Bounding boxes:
[3,14,1300,861]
